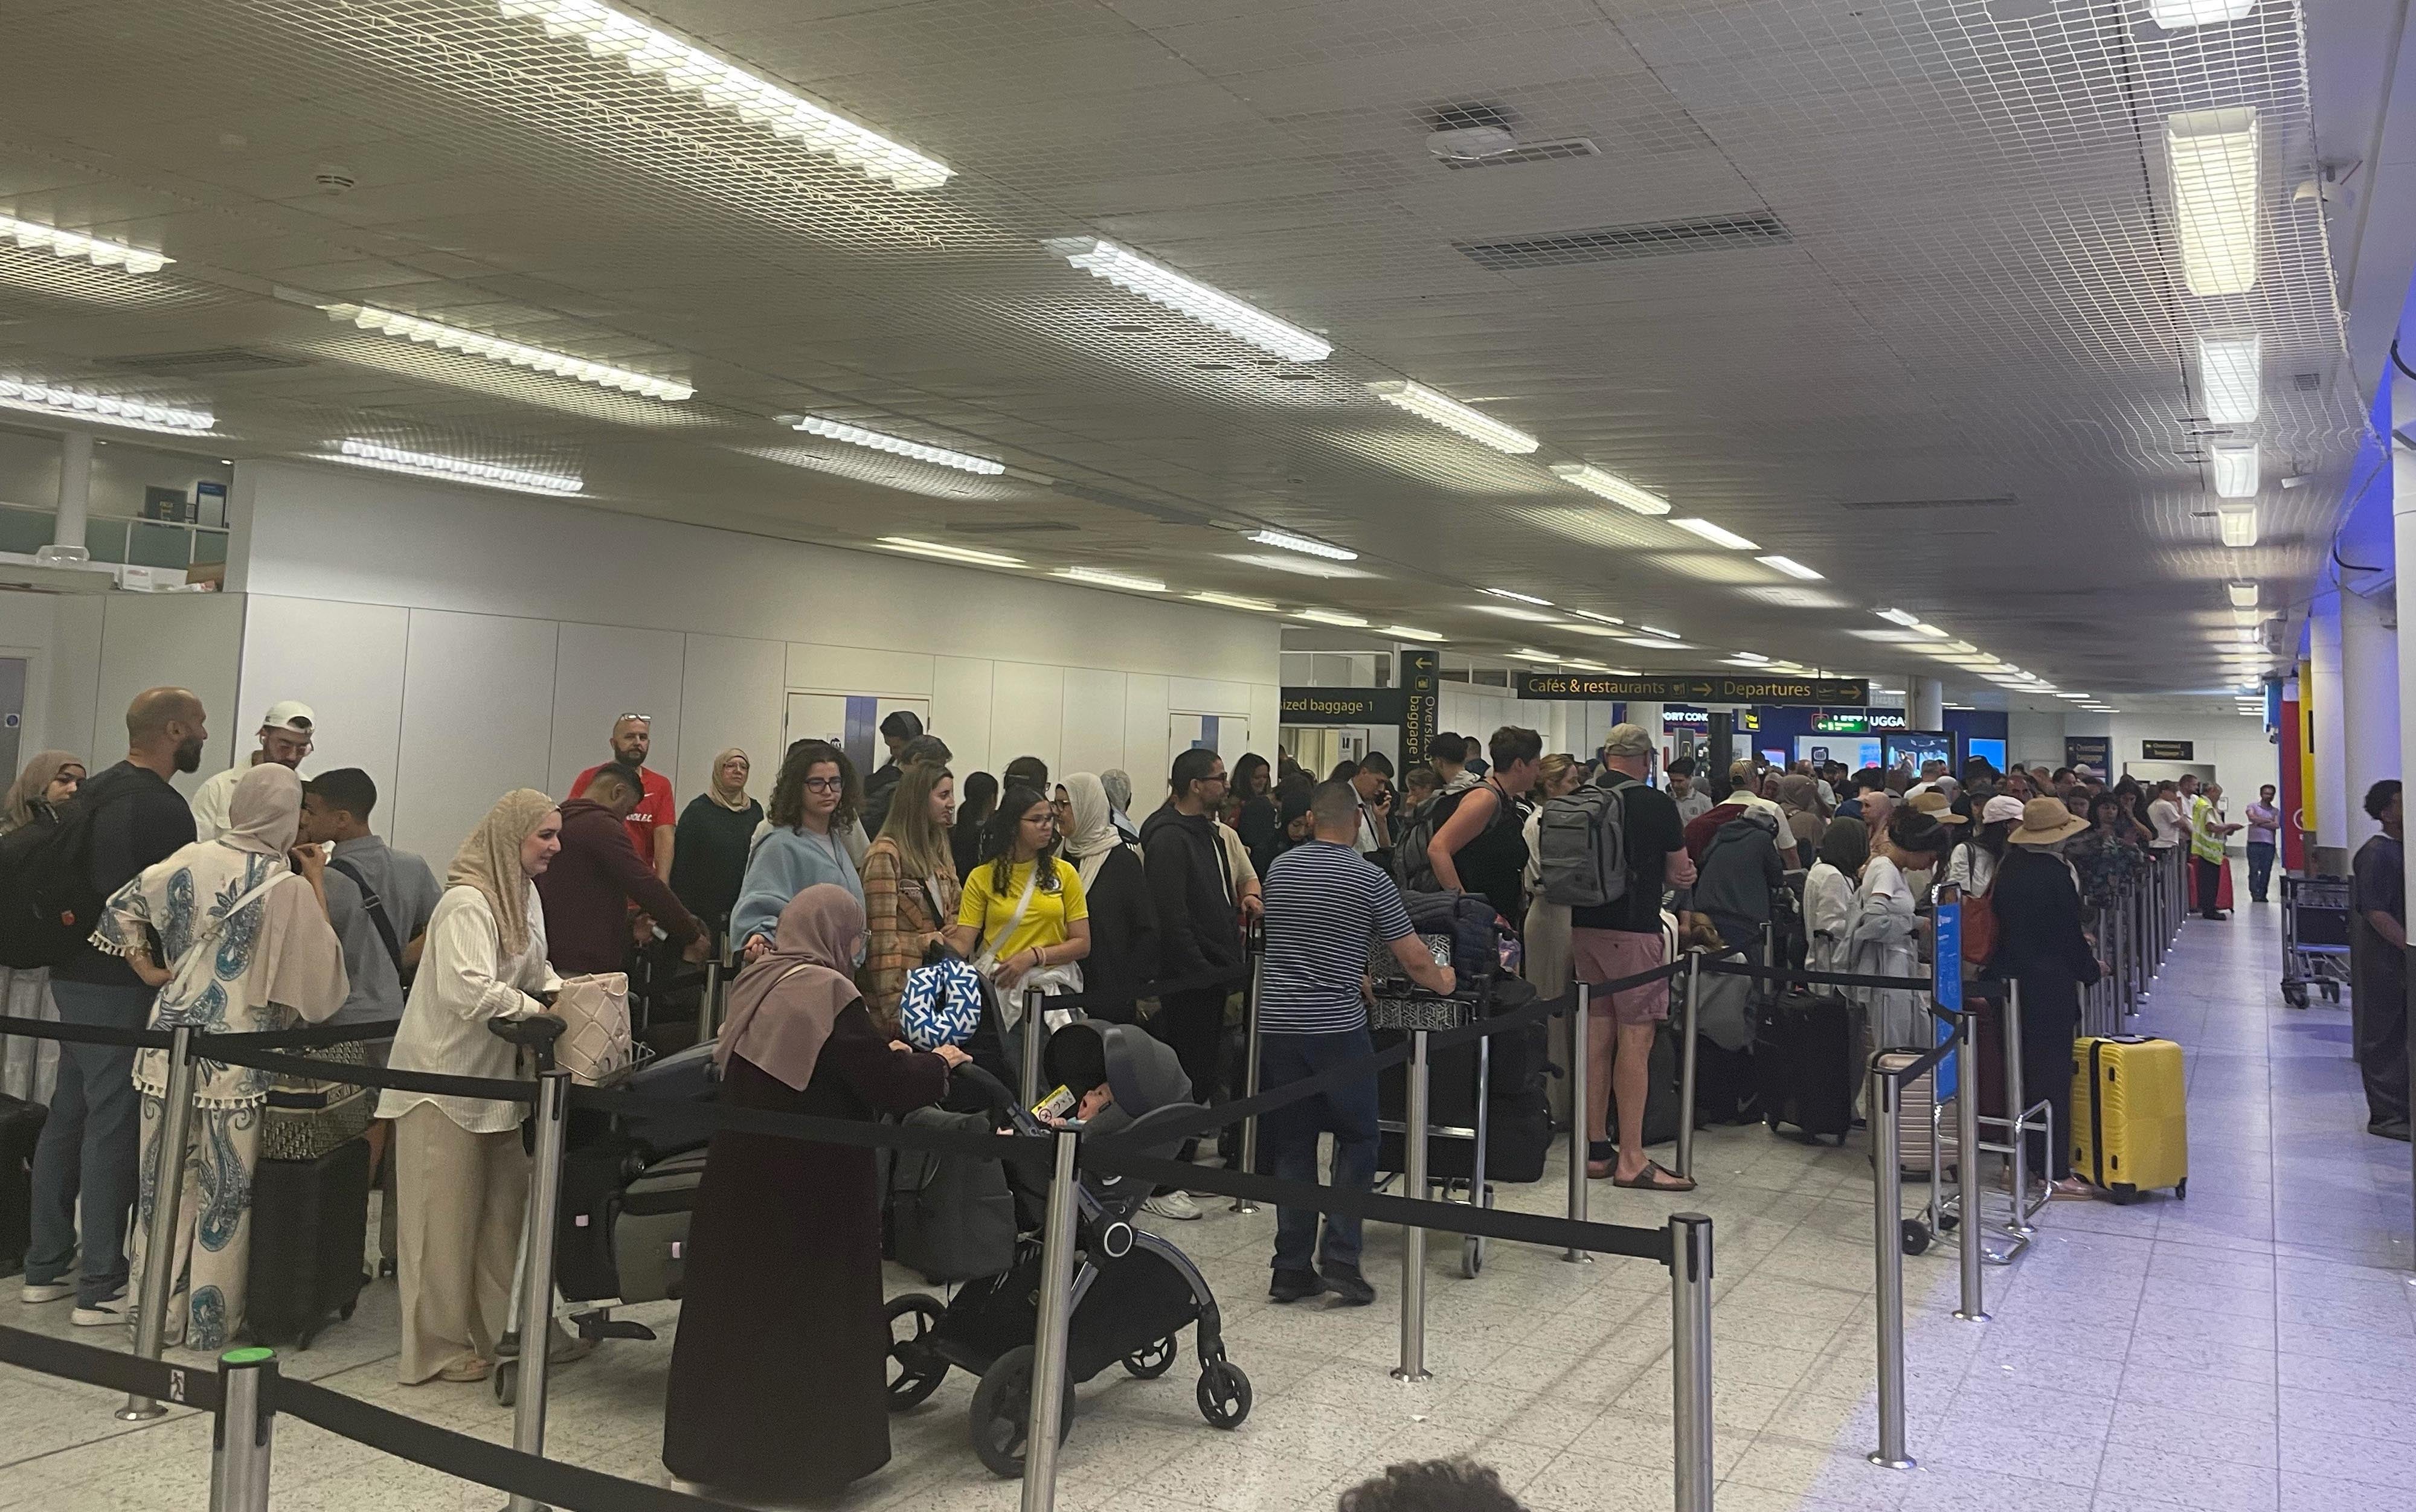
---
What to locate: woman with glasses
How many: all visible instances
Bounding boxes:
[732,740,864,963]
[942,784,1090,1008]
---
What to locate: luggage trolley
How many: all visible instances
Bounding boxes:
[1369,936,1497,1279]
[2281,874,2351,1008]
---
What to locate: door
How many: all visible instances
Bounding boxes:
[783,693,931,780]
[1170,713,1250,770]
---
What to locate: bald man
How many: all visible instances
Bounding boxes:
[25,687,208,1325]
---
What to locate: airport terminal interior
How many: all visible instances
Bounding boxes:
[2,0,2415,1509]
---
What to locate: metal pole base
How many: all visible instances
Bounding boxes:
[1868,1452,1916,1471]
[1560,1250,1595,1265]
[1389,1364,1432,1384]
[1229,1199,1259,1215]
[115,1403,167,1423]
[1955,1307,1992,1323]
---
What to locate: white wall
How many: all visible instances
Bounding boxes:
[227,461,1280,865]
[0,589,244,792]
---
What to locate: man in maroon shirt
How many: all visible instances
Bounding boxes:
[540,764,710,977]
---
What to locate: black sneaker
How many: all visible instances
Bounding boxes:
[1320,1265,1376,1307]
[2369,1118,2412,1142]
[1268,1269,1327,1304]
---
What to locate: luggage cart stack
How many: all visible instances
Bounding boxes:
[1369,934,1497,1280]
[2281,874,2351,1009]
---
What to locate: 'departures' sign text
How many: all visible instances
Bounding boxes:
[1515,673,1870,706]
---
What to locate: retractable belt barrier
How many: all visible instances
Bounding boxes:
[0,1322,220,1411]
[1692,957,2008,999]
[0,1013,396,1052]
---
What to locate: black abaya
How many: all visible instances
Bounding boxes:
[662,1004,949,1494]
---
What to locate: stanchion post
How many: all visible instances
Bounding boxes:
[1868,1059,1913,1470]
[1953,1010,1988,1323]
[1020,987,1046,1105]
[2004,981,2033,1237]
[210,1347,277,1512]
[698,948,722,1043]
[1233,932,1265,1213]
[1393,1028,1431,1383]
[504,1069,571,1512]
[1562,984,1593,1263]
[1022,1129,1080,1512]
[121,1022,197,1421]
[1675,953,1700,1180]
[1668,1213,1715,1512]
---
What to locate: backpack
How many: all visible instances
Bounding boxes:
[1538,777,1634,908]
[1401,889,1513,979]
[1391,787,1467,892]
[0,766,141,970]
[1955,847,1999,966]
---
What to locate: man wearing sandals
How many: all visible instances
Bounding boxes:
[1570,724,1698,1193]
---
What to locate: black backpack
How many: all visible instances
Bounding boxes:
[1390,788,1465,892]
[0,766,138,970]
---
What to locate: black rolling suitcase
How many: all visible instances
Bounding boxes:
[1757,989,1857,1144]
[245,1138,371,1348]
[1604,1020,1682,1148]
[1,1093,45,1278]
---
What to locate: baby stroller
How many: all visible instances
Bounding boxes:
[883,1020,1251,1478]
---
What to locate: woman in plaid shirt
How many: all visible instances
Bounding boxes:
[857,761,960,1032]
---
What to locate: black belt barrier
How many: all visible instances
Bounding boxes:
[0,1324,220,1410]
[200,1042,538,1105]
[1694,956,2007,999]
[0,1014,397,1053]
[570,1083,1044,1161]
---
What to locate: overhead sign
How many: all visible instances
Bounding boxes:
[1813,710,1909,734]
[2065,735,2111,774]
[1662,705,1758,731]
[1517,673,1868,705]
[1399,651,1439,755]
[2141,740,2196,761]
[1280,687,1407,724]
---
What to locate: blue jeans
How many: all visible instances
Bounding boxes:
[27,981,152,1304]
[2246,842,2275,902]
[1259,1029,1379,1275]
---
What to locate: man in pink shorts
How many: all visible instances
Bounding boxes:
[1567,723,1697,1191]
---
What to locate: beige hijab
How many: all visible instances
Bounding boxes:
[709,748,751,812]
[1058,772,1122,890]
[718,884,867,1090]
[449,789,557,957]
[1,749,80,834]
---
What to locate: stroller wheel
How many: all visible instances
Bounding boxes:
[969,1345,1073,1479]
[1196,1360,1251,1429]
[493,1359,517,1408]
[1900,1219,1930,1257]
[885,1295,949,1411]
[1123,1336,1178,1379]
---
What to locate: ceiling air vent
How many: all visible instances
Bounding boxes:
[1441,138,1601,168]
[2293,372,2322,391]
[1836,494,2017,512]
[1455,213,1790,271]
[112,348,308,376]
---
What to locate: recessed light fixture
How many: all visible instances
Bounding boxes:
[1471,603,1560,623]
[2199,333,2261,424]
[1483,588,1553,606]
[1875,607,1924,627]
[1367,380,1538,453]
[2054,692,2091,700]
[1754,555,1823,580]
[1557,623,1627,638]
[2166,106,2260,295]
[1566,658,1610,672]
[2209,440,2260,498]
[779,413,1001,474]
[1043,237,1329,360]
[2218,507,2258,546]
[2150,0,2258,28]
[326,303,692,400]
[1190,591,1276,612]
[1908,622,1950,639]
[1633,624,1683,641]
[333,438,582,496]
[2226,580,2258,607]
[0,377,212,435]
[1726,653,1772,665]
[1669,517,1758,551]
[1293,608,1370,627]
[1508,649,1563,664]
[1569,609,1625,626]
[0,214,171,275]
[1245,528,1356,561]
[1386,625,1445,642]
[1055,565,1165,592]
[1548,463,1669,515]
[875,536,1024,568]
[1612,636,1695,651]
[495,0,951,187]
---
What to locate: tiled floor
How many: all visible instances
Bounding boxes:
[4,900,2409,1510]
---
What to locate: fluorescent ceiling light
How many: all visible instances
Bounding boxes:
[1634,624,1683,640]
[2166,107,2260,296]
[2055,692,2091,700]
[780,413,1001,474]
[2232,606,2262,627]
[2150,0,2259,30]
[1055,565,1164,592]
[2199,333,2261,424]
[1483,588,1552,605]
[1570,609,1625,626]
[1548,463,1669,515]
[1557,623,1627,638]
[1754,554,1823,580]
[1566,659,1610,672]
[2218,507,2258,547]
[1669,517,1758,551]
[1293,609,1369,627]
[326,303,692,400]
[1874,607,1923,627]
[1612,636,1695,651]
[1508,649,1563,664]
[875,535,1024,568]
[1908,623,1950,639]
[0,377,211,435]
[1472,603,1559,623]
[333,438,582,496]
[1224,551,1370,580]
[1190,591,1276,612]
[1246,528,1355,561]
[2226,580,2258,607]
[0,213,170,275]
[2209,440,2260,498]
[1044,237,1328,361]
[496,0,950,188]
[1386,625,1445,642]
[1726,653,1772,665]
[1367,380,1538,453]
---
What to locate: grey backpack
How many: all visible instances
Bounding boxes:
[887,1107,1018,1284]
[1538,777,1634,908]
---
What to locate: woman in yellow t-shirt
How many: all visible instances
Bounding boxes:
[945,783,1091,996]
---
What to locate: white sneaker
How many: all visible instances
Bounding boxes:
[20,1281,73,1305]
[71,1291,130,1328]
[1143,1192,1204,1222]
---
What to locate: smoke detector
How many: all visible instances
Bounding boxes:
[1423,103,1520,163]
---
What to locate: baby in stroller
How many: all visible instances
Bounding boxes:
[884,1019,1251,1478]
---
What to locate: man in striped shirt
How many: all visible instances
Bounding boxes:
[1258,781,1456,1305]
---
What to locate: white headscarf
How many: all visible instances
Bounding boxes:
[1058,772,1123,890]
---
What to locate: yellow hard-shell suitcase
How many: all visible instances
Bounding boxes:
[2071,1035,2188,1203]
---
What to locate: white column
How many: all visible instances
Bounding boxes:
[1910,677,1944,730]
[50,430,92,553]
[2340,585,2398,855]
[2310,590,2348,854]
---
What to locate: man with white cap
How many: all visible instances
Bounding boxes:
[188,699,315,841]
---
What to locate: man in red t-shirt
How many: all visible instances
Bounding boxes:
[574,714,675,882]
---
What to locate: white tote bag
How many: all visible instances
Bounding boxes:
[550,971,633,1084]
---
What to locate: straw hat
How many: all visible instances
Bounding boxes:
[1909,789,1967,825]
[2007,795,2089,846]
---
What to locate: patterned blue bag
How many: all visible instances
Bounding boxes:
[898,958,986,1051]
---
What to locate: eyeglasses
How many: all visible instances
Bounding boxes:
[801,776,844,792]
[615,713,652,726]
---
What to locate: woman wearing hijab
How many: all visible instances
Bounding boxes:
[859,761,961,1029]
[668,749,760,946]
[95,764,348,1350]
[1994,798,2104,1200]
[1804,817,1867,973]
[1055,773,1157,1023]
[0,749,83,835]
[663,885,961,1495]
[1,751,85,1106]
[376,789,565,1384]
[1777,773,1825,863]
